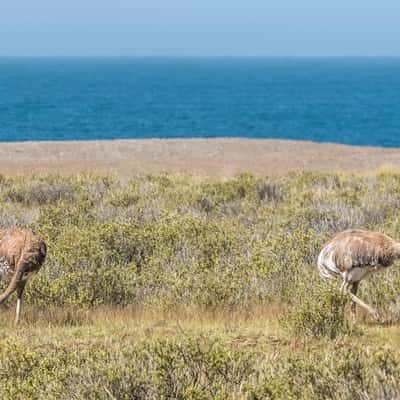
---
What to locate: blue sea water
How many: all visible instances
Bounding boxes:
[0,57,400,146]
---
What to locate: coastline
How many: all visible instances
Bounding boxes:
[1,138,400,176]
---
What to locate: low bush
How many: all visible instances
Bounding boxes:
[282,283,352,339]
[0,335,399,399]
[0,171,398,319]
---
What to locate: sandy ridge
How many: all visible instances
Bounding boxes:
[0,138,399,176]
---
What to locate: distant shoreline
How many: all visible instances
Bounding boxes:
[0,138,400,177]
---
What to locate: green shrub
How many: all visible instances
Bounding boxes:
[282,283,352,339]
[0,336,399,400]
[0,171,398,314]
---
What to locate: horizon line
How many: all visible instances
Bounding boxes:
[1,55,400,59]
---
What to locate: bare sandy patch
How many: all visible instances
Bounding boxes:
[0,138,399,176]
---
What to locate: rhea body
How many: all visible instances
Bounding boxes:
[317,229,400,320]
[0,228,46,325]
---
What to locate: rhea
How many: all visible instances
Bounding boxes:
[317,229,400,321]
[0,228,47,325]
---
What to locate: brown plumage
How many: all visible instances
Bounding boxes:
[0,228,47,325]
[317,229,400,321]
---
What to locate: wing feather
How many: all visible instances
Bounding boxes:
[330,230,395,271]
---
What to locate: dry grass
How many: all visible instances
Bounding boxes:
[1,304,399,347]
[1,305,284,338]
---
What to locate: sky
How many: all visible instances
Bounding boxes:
[1,0,400,57]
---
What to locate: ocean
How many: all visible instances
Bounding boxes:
[1,57,400,146]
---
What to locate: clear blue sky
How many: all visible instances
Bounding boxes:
[1,0,400,56]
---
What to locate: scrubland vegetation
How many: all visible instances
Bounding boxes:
[1,171,400,398]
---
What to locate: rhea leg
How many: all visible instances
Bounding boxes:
[349,281,359,321]
[342,279,380,321]
[340,280,349,294]
[14,281,26,326]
